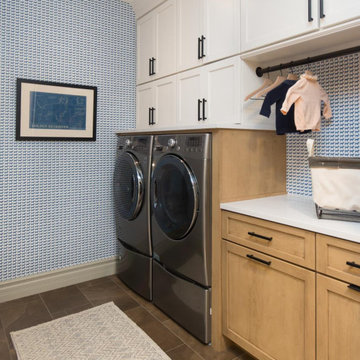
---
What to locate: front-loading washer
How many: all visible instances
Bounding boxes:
[151,133,212,343]
[114,135,153,300]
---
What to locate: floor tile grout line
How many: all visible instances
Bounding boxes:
[75,284,96,307]
[38,294,54,320]
[165,343,184,354]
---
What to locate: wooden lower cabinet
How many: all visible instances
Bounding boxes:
[222,240,315,360]
[317,274,360,360]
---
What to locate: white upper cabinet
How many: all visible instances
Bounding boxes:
[177,0,240,71]
[240,0,320,52]
[176,0,205,72]
[137,0,176,84]
[137,15,156,84]
[136,76,177,129]
[137,83,155,129]
[153,76,177,128]
[177,56,241,126]
[177,67,205,125]
[204,0,240,62]
[204,57,241,125]
[319,0,360,28]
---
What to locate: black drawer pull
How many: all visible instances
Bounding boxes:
[247,254,271,266]
[346,261,360,269]
[201,35,206,58]
[320,0,325,18]
[198,37,201,59]
[308,0,313,22]
[151,57,156,75]
[248,231,272,241]
[198,99,202,121]
[202,98,207,120]
[348,283,360,293]
[149,58,152,76]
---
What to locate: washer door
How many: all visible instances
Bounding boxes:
[114,152,144,221]
[152,154,199,240]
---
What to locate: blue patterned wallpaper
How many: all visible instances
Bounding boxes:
[286,53,360,196]
[0,0,136,281]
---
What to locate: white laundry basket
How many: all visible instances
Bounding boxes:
[307,139,360,222]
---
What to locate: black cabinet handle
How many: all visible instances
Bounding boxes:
[248,231,273,241]
[148,107,152,125]
[346,261,360,269]
[149,58,152,76]
[198,37,201,59]
[151,107,155,125]
[201,35,206,58]
[348,283,360,293]
[202,98,207,120]
[308,0,313,21]
[320,0,325,18]
[198,99,202,121]
[151,57,156,75]
[247,254,271,266]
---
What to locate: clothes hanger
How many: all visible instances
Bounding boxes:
[287,62,299,80]
[255,67,286,98]
[244,72,272,101]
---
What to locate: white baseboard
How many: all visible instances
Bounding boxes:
[0,257,120,303]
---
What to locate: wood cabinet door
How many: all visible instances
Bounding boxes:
[320,0,360,28]
[203,0,240,63]
[136,84,154,129]
[155,0,176,79]
[240,0,319,52]
[317,274,360,360]
[177,67,205,125]
[153,76,177,128]
[222,240,315,360]
[176,0,205,71]
[137,14,156,84]
[203,56,241,125]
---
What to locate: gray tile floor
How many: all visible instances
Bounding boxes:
[0,275,255,360]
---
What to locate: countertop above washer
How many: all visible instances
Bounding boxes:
[221,194,360,244]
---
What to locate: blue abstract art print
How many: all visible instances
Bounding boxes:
[29,92,87,130]
[16,79,97,141]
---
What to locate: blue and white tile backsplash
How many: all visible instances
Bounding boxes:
[286,53,360,196]
[0,0,136,281]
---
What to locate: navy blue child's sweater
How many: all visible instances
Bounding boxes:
[259,80,298,135]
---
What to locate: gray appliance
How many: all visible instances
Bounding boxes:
[114,135,153,300]
[151,133,212,344]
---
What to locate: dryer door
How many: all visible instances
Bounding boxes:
[152,154,199,240]
[114,152,144,221]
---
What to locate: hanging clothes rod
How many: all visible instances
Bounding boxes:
[256,45,360,77]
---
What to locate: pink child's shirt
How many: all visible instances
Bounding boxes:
[280,71,332,131]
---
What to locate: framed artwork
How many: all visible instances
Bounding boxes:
[16,78,97,141]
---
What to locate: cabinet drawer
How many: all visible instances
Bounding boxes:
[222,211,315,269]
[317,234,360,286]
[222,240,315,360]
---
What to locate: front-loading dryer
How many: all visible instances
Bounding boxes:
[151,133,211,343]
[114,135,153,300]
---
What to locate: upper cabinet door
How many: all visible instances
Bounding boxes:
[240,0,320,52]
[177,0,205,72]
[320,0,360,28]
[136,84,154,129]
[204,57,241,125]
[153,76,177,128]
[177,67,205,125]
[155,0,176,79]
[137,14,156,84]
[204,0,240,62]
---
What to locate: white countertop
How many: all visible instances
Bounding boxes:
[115,122,275,135]
[221,194,360,244]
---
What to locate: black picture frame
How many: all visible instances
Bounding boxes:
[16,78,97,141]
